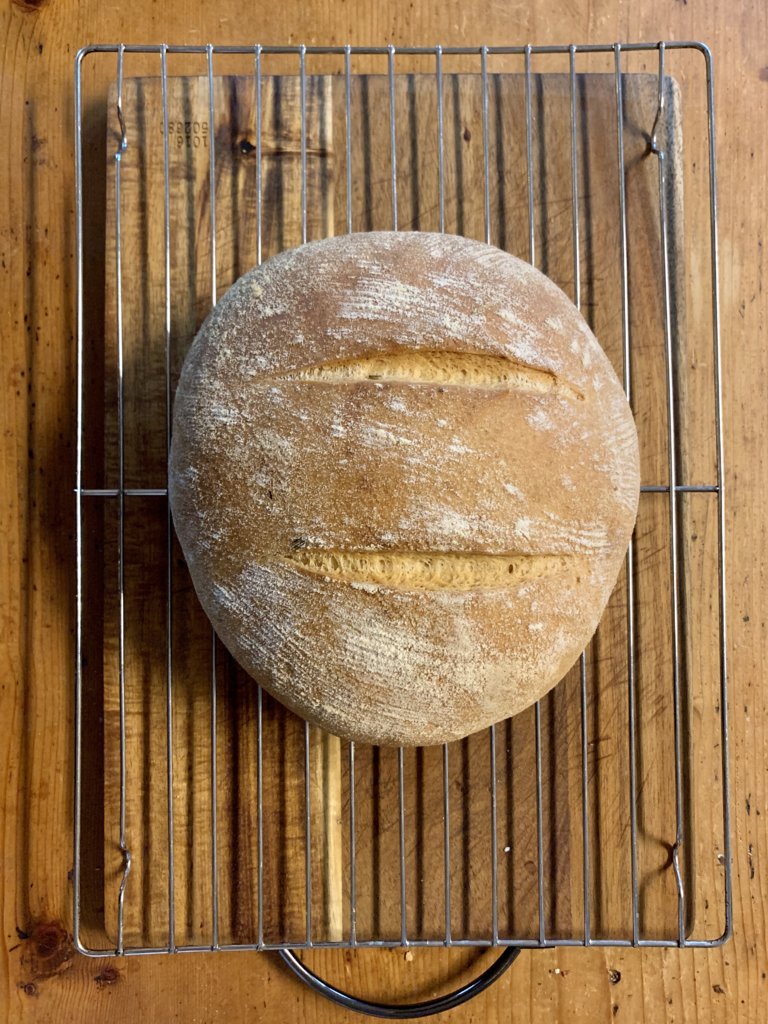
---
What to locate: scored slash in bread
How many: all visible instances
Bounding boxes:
[169,231,640,747]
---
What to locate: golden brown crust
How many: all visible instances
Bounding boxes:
[169,231,640,746]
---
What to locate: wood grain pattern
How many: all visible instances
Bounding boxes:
[0,1,766,1022]
[97,67,693,952]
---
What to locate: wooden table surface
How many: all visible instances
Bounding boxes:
[1,0,765,1021]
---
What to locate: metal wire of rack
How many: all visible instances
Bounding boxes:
[73,39,731,991]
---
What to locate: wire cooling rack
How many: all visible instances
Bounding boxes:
[74,39,730,1012]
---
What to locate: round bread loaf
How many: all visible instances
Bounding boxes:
[169,231,639,746]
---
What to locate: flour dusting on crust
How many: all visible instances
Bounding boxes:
[169,231,640,746]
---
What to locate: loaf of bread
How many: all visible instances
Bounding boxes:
[169,232,639,746]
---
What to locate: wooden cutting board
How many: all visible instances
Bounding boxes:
[87,69,719,951]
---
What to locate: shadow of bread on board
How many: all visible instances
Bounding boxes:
[96,68,703,950]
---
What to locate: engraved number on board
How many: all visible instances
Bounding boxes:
[162,121,210,148]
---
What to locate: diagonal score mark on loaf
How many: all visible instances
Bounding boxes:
[284,549,581,591]
[271,349,584,400]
